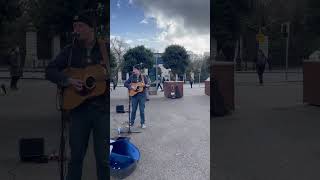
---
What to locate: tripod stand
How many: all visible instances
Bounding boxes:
[57,88,68,180]
[57,30,78,180]
[118,95,141,134]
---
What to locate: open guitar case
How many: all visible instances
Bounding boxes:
[109,137,141,179]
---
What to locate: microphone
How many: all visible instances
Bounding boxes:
[71,32,80,45]
[71,32,80,39]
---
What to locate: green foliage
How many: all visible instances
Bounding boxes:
[27,0,105,34]
[186,57,210,82]
[0,0,22,29]
[162,45,190,76]
[212,0,237,60]
[123,46,154,73]
[110,51,117,68]
[305,0,320,35]
[157,66,162,76]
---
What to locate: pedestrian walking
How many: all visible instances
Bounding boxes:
[256,49,267,85]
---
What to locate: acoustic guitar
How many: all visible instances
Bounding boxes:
[59,32,110,110]
[170,85,176,98]
[61,64,107,110]
[129,82,145,97]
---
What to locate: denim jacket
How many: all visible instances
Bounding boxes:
[124,74,148,94]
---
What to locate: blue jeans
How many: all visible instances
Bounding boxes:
[67,103,109,180]
[130,93,146,125]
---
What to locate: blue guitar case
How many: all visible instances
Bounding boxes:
[109,137,140,179]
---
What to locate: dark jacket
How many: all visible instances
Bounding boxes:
[9,50,23,77]
[124,74,148,95]
[45,40,108,107]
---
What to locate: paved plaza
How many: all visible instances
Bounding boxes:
[0,69,319,180]
[0,73,210,180]
[214,71,320,180]
[110,84,210,180]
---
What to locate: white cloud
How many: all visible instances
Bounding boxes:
[125,39,133,44]
[110,35,121,39]
[137,38,149,42]
[140,18,149,24]
[117,0,121,8]
[128,0,133,4]
[136,0,210,54]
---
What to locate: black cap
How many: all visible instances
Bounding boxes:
[133,64,141,70]
[73,11,95,28]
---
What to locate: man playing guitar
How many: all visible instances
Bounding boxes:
[45,11,108,180]
[124,65,149,129]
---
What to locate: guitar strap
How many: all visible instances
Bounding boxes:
[140,74,145,84]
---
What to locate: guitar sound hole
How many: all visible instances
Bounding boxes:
[85,76,96,89]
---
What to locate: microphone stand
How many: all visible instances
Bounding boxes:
[59,33,77,180]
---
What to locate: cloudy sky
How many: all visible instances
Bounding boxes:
[110,0,210,55]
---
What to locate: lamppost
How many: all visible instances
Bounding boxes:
[199,67,201,87]
[155,54,158,90]
[283,22,290,81]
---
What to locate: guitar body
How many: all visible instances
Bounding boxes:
[129,82,145,97]
[170,85,176,99]
[62,64,107,110]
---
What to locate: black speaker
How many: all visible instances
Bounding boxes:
[19,138,44,162]
[116,105,125,113]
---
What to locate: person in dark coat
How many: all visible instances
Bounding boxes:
[0,84,6,95]
[113,76,118,90]
[190,77,194,88]
[124,65,149,128]
[156,75,163,91]
[45,12,109,180]
[256,49,267,85]
[9,46,23,90]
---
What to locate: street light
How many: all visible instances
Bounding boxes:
[199,67,201,87]
[282,22,290,81]
[155,55,158,90]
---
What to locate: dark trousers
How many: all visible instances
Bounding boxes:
[157,83,163,90]
[257,65,265,84]
[10,76,20,88]
[67,104,109,180]
[113,83,117,90]
[1,84,6,94]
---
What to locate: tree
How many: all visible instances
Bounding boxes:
[162,45,190,79]
[26,0,104,36]
[186,56,209,82]
[157,66,162,76]
[305,0,320,35]
[0,0,22,30]
[110,37,129,73]
[212,0,238,61]
[110,51,117,77]
[200,56,210,81]
[123,46,154,73]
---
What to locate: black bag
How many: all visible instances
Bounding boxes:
[212,79,228,117]
[116,105,125,113]
[175,85,182,98]
[19,138,44,162]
